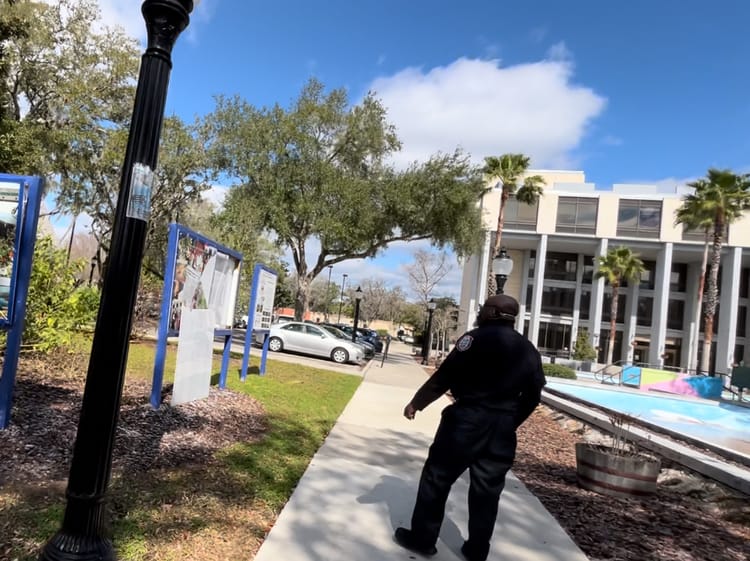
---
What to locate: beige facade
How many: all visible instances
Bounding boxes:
[462,171,750,375]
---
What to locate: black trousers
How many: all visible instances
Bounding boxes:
[410,403,517,559]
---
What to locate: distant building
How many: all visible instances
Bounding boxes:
[459,170,750,375]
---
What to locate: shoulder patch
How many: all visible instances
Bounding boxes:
[456,335,473,351]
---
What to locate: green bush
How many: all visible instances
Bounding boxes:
[22,237,100,352]
[542,363,577,379]
[572,328,597,361]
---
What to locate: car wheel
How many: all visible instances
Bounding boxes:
[331,347,349,364]
[268,337,283,352]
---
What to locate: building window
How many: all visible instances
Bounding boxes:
[598,329,623,363]
[580,290,591,320]
[738,306,747,338]
[541,286,576,316]
[639,260,657,290]
[667,299,685,330]
[617,200,662,238]
[735,345,745,366]
[582,256,595,284]
[637,296,654,326]
[556,197,598,234]
[504,196,539,231]
[602,293,626,323]
[537,322,572,354]
[525,284,533,308]
[528,251,536,279]
[670,263,687,293]
[545,252,578,281]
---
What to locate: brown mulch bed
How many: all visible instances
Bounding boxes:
[0,348,267,487]
[514,406,749,561]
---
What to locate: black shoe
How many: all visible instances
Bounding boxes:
[394,527,437,556]
[461,541,488,561]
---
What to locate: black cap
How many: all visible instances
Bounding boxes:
[481,294,519,322]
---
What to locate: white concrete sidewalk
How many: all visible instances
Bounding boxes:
[253,341,589,561]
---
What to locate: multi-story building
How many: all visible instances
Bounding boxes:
[459,170,750,375]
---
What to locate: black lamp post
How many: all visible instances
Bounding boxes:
[352,286,363,342]
[337,273,348,323]
[421,298,437,365]
[88,255,97,287]
[492,247,513,294]
[325,265,333,321]
[39,2,195,560]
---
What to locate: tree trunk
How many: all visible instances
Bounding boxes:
[487,187,510,298]
[692,235,709,374]
[700,218,724,376]
[294,276,311,321]
[607,284,619,365]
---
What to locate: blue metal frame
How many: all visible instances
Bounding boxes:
[241,263,277,379]
[150,223,243,409]
[0,174,43,428]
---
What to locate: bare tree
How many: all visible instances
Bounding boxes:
[405,249,451,306]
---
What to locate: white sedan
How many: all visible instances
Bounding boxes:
[267,321,364,365]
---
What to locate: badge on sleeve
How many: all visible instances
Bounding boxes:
[456,335,473,351]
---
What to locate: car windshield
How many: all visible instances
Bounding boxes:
[321,325,348,339]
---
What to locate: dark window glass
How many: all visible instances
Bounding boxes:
[545,252,578,281]
[637,297,654,326]
[670,263,687,293]
[639,261,657,290]
[283,323,304,332]
[602,293,626,323]
[541,286,576,316]
[525,285,533,308]
[579,290,591,320]
[556,197,598,234]
[305,325,324,336]
[735,345,745,366]
[617,200,662,238]
[582,256,595,284]
[528,251,536,279]
[737,306,747,338]
[740,268,749,299]
[536,322,572,353]
[667,299,685,330]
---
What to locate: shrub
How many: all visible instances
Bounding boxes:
[543,363,577,379]
[572,328,597,361]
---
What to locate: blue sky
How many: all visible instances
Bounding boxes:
[59,0,749,299]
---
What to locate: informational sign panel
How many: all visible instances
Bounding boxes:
[151,224,243,409]
[241,264,278,379]
[0,181,20,325]
[252,267,277,331]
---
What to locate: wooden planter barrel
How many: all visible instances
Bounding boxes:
[575,443,661,499]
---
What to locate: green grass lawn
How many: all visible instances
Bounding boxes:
[1,340,362,561]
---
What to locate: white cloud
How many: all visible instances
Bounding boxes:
[546,41,572,62]
[202,184,229,207]
[368,56,606,169]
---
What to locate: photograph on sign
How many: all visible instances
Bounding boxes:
[168,235,239,332]
[0,182,19,322]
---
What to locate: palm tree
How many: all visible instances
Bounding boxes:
[482,154,545,296]
[595,246,645,366]
[674,180,714,374]
[683,169,750,375]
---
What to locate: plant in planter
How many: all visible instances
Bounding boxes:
[572,328,597,371]
[575,412,661,499]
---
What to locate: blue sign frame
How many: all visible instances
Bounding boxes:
[150,223,243,409]
[0,174,44,428]
[240,263,277,379]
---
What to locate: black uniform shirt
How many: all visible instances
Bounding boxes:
[411,322,546,428]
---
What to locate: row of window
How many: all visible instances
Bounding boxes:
[504,196,732,240]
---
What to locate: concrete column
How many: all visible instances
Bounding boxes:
[517,250,531,333]
[589,238,609,353]
[682,262,702,371]
[716,246,742,375]
[571,253,584,344]
[649,242,673,367]
[529,234,548,346]
[623,282,639,364]
[467,230,492,332]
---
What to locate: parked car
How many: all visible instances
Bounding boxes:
[234,315,248,329]
[319,324,373,360]
[356,327,384,352]
[322,323,376,358]
[402,334,415,344]
[267,321,363,365]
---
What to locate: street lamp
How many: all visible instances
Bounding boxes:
[88,255,97,287]
[492,247,513,294]
[337,273,348,323]
[325,265,333,321]
[39,2,196,560]
[421,298,437,365]
[352,286,363,342]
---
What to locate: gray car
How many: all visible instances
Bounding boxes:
[268,321,364,365]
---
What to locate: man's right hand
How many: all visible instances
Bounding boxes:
[403,402,417,420]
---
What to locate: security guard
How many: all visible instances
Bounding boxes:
[394,294,546,561]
